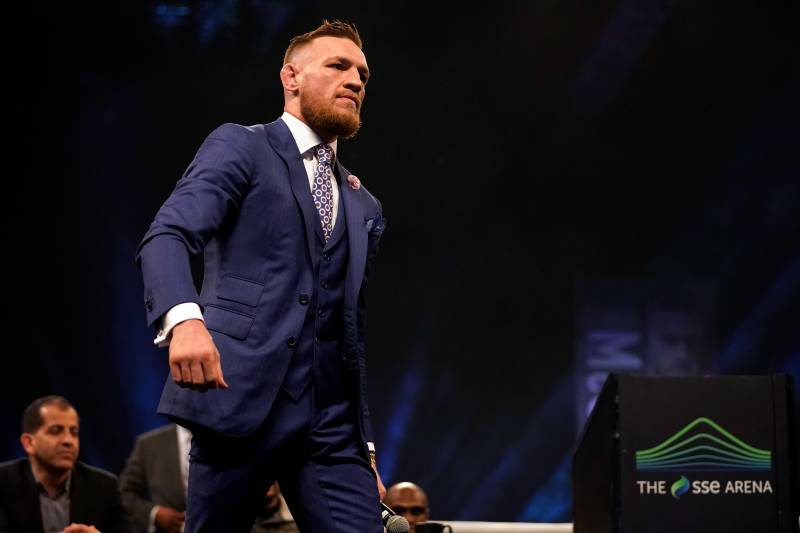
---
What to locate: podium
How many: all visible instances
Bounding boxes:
[572,374,798,533]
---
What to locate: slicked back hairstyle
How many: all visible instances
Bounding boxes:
[22,395,76,434]
[284,19,362,65]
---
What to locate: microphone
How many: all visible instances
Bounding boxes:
[381,502,410,533]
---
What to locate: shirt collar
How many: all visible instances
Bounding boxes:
[31,463,71,497]
[280,111,338,160]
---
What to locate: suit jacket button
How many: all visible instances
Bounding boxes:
[298,294,309,305]
[145,296,153,311]
[287,336,297,347]
[321,280,329,290]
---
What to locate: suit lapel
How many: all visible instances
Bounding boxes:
[69,462,87,524]
[265,119,367,311]
[338,161,368,312]
[265,120,323,258]
[20,459,44,532]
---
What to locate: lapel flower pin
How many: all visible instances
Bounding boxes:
[347,174,361,190]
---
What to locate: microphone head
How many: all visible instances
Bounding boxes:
[385,514,410,533]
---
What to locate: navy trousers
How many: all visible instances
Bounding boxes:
[185,385,382,533]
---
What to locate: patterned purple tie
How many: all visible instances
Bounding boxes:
[312,144,335,242]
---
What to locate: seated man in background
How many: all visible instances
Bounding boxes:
[119,423,190,533]
[0,395,134,533]
[383,482,430,532]
[120,424,297,532]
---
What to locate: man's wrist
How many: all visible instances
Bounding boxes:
[154,302,204,347]
[148,505,161,533]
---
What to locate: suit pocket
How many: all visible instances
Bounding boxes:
[204,305,255,340]
[217,274,264,307]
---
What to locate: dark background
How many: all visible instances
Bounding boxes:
[5,0,798,522]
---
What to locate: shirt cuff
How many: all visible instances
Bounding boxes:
[154,303,204,347]
[367,442,375,452]
[148,505,160,533]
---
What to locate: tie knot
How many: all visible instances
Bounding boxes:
[315,144,334,165]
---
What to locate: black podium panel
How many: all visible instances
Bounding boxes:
[573,374,797,533]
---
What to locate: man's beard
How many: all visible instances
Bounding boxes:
[300,92,362,140]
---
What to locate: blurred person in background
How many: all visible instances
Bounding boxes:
[383,482,430,532]
[0,395,134,533]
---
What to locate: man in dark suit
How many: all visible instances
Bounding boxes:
[136,19,386,532]
[0,395,134,533]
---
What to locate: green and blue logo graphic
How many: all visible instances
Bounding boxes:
[670,476,690,498]
[635,417,772,472]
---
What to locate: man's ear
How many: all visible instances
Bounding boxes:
[20,433,34,455]
[280,63,301,93]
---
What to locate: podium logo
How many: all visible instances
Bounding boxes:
[635,417,772,472]
[670,476,690,498]
[637,476,774,496]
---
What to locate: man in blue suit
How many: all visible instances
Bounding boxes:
[136,20,386,532]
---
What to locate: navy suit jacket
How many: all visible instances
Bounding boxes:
[136,119,384,445]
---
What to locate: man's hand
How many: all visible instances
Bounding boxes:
[155,505,186,533]
[62,524,100,533]
[169,319,229,391]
